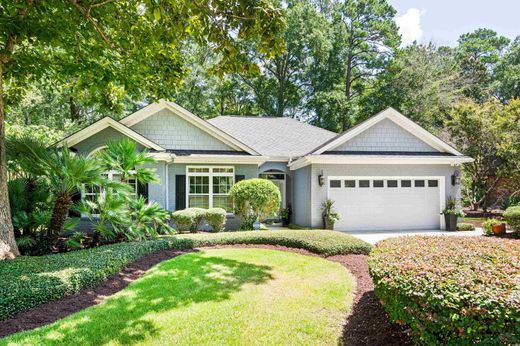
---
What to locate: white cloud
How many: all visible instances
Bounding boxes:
[395,8,425,46]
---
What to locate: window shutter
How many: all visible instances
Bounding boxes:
[175,175,186,210]
[235,175,245,183]
[137,182,149,202]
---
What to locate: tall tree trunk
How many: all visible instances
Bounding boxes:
[343,53,353,132]
[48,191,72,246]
[69,95,81,121]
[0,64,20,257]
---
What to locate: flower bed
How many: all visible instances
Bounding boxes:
[369,236,520,345]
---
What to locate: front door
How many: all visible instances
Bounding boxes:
[259,172,286,209]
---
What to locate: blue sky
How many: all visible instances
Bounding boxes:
[387,0,519,47]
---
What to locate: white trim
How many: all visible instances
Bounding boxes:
[172,154,266,165]
[185,165,235,210]
[289,154,474,170]
[57,117,164,151]
[87,145,108,157]
[326,175,446,230]
[312,108,464,156]
[119,100,260,155]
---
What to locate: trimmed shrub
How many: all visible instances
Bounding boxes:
[229,179,281,229]
[189,208,207,232]
[456,222,475,231]
[504,205,520,233]
[171,209,195,233]
[0,238,193,320]
[0,230,370,320]
[369,236,520,345]
[205,208,227,232]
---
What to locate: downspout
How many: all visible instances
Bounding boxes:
[165,162,169,210]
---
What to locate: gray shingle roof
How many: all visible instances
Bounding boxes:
[208,116,337,157]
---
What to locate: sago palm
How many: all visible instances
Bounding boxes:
[9,136,108,244]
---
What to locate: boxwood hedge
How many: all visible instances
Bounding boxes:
[1,230,370,320]
[369,236,520,345]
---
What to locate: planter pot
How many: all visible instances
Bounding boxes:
[281,218,290,227]
[492,223,506,235]
[444,214,458,232]
[323,217,334,230]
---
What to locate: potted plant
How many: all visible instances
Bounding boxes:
[280,205,292,227]
[483,218,506,236]
[441,197,463,232]
[321,199,340,230]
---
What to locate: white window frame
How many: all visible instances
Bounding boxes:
[327,175,446,229]
[81,170,138,216]
[185,166,235,210]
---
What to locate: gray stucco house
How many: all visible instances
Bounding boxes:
[59,100,472,231]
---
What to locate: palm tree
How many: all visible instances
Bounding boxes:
[99,138,158,185]
[9,136,109,245]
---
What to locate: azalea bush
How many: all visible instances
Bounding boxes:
[369,236,520,345]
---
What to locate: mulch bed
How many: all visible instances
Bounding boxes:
[0,245,413,345]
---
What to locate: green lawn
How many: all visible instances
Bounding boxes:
[3,249,354,346]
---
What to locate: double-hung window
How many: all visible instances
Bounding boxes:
[187,166,234,212]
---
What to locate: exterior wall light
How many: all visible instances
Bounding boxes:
[451,170,460,186]
[318,170,325,187]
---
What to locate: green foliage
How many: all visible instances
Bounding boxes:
[321,199,340,223]
[447,100,520,210]
[229,178,281,222]
[359,43,466,127]
[189,208,207,233]
[482,218,504,235]
[369,236,519,345]
[441,197,464,216]
[171,209,196,234]
[64,231,86,251]
[503,206,520,233]
[0,230,370,320]
[205,208,227,233]
[0,238,191,320]
[99,139,158,184]
[455,223,475,231]
[128,197,174,239]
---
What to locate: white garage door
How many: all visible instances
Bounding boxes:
[328,177,443,231]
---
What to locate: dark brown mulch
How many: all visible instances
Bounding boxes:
[0,245,413,345]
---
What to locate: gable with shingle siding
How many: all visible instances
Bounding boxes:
[331,118,438,153]
[131,108,236,151]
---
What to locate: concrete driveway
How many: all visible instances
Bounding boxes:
[344,228,484,245]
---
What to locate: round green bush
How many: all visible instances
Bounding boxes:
[456,222,475,231]
[369,236,520,345]
[205,208,227,232]
[504,205,520,233]
[229,178,281,226]
[171,209,195,233]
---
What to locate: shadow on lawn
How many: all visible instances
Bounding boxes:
[15,252,273,345]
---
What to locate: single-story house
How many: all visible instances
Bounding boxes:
[58,100,473,231]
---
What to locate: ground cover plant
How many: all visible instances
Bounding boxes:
[369,236,520,345]
[3,248,354,345]
[0,230,371,320]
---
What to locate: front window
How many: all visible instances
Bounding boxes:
[187,166,234,212]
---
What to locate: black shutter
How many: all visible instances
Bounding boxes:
[137,182,149,202]
[175,175,186,210]
[235,175,245,183]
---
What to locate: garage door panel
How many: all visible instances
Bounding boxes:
[329,177,441,231]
